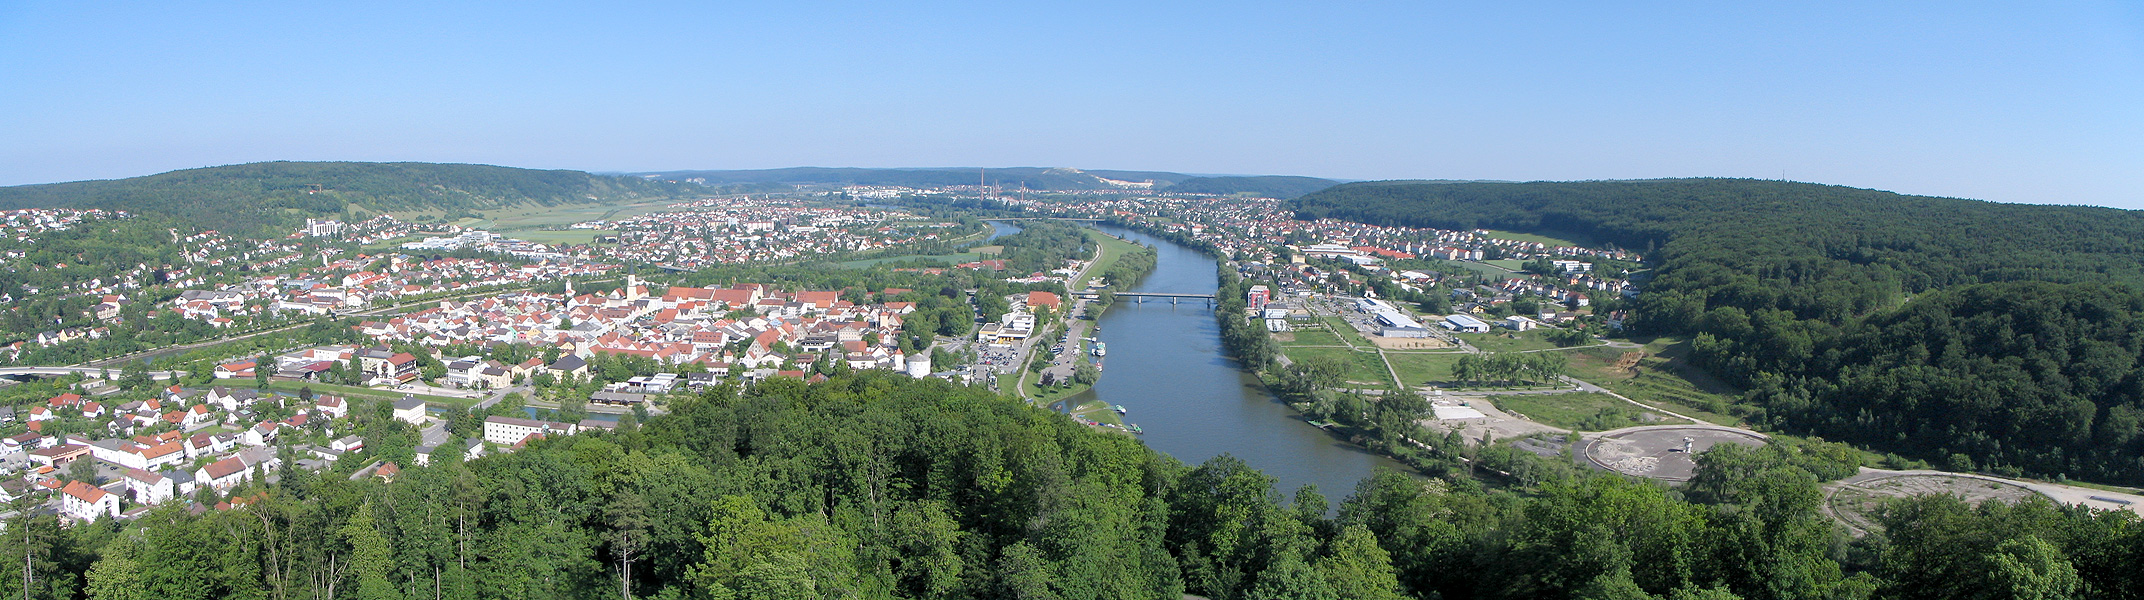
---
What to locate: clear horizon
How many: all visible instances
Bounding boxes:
[2,1,2138,208]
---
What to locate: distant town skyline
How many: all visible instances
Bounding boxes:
[1,1,2138,208]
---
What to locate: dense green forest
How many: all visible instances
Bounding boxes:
[0,162,701,237]
[1166,176,1338,199]
[18,371,2144,600]
[1292,179,2144,483]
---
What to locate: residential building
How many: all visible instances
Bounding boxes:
[60,480,119,522]
[483,416,577,446]
[392,396,427,425]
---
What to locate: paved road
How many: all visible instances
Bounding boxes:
[1560,375,1707,424]
[1036,309,1097,386]
[472,384,531,411]
[1013,232,1116,401]
[0,366,185,380]
[1842,467,2144,515]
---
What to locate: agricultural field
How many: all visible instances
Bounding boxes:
[1480,229,1584,247]
[1446,261,1518,279]
[1491,392,1672,431]
[1484,259,1529,271]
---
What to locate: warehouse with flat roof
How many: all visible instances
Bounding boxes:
[1442,314,1491,333]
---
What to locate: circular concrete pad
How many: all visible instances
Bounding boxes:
[1586,426,1768,481]
[1826,473,2044,536]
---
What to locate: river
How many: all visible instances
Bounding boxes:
[982,219,1021,241]
[1069,224,1410,500]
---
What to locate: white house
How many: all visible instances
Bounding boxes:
[197,456,251,491]
[313,396,348,419]
[86,440,149,471]
[206,387,260,412]
[241,422,281,447]
[123,468,174,505]
[330,435,365,453]
[185,433,236,459]
[483,416,576,446]
[141,441,186,470]
[60,481,119,522]
[183,405,215,428]
[392,396,428,425]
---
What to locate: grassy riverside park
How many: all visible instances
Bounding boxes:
[1275,328,1347,347]
[1456,329,1572,353]
[1383,351,1465,389]
[1281,345,1397,390]
[1490,392,1669,431]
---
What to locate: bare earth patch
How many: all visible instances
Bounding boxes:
[1371,336,1452,350]
[1420,395,1569,444]
[1584,426,1767,481]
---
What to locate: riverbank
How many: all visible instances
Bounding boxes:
[1017,229,1154,415]
[1070,223,1412,496]
[1089,219,1476,479]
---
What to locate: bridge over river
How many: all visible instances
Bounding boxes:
[1073,291,1216,305]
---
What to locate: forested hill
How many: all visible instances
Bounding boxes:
[1167,175,1338,199]
[0,161,701,237]
[1293,179,2144,484]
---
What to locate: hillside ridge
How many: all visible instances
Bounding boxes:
[0,161,702,236]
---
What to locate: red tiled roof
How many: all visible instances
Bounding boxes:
[62,480,107,503]
[203,457,247,479]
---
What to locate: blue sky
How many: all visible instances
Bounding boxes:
[2,1,2138,207]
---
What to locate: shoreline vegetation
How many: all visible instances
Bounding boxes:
[1095,218,1483,479]
[1018,227,1156,415]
